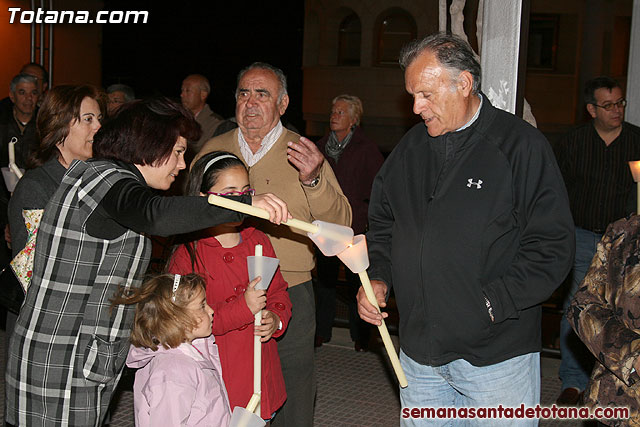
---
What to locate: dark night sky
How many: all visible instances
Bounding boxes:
[101,0,306,129]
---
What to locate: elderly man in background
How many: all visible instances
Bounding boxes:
[21,63,48,104]
[181,74,224,154]
[0,73,40,170]
[358,33,574,425]
[195,62,351,427]
[106,83,135,117]
[0,63,48,112]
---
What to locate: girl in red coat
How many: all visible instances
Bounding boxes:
[168,151,292,422]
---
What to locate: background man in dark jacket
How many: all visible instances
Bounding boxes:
[358,33,574,424]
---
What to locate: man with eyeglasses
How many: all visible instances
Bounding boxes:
[554,76,640,406]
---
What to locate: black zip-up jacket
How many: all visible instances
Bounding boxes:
[367,94,575,367]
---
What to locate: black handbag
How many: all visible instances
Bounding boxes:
[0,266,25,314]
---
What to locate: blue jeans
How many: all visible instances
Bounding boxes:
[558,227,599,391]
[399,351,540,426]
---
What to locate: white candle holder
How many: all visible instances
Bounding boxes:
[230,394,265,427]
[307,220,354,256]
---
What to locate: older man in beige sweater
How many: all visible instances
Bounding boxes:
[195,62,351,427]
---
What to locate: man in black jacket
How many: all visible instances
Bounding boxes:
[358,33,574,424]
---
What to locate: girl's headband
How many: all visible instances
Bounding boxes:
[171,274,181,302]
[203,154,238,175]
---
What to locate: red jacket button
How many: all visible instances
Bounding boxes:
[223,252,234,263]
[274,303,285,311]
[225,295,237,303]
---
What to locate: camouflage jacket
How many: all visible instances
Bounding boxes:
[569,215,640,426]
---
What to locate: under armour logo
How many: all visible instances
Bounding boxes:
[467,178,483,189]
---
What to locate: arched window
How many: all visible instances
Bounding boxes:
[375,9,417,66]
[338,13,361,66]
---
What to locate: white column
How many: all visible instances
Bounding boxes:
[626,0,640,126]
[479,0,523,114]
[439,0,448,32]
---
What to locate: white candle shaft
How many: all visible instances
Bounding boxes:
[254,310,262,414]
[208,194,319,234]
[9,163,23,179]
[358,271,408,388]
[245,393,260,413]
[8,142,15,164]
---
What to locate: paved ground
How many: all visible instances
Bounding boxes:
[0,325,595,426]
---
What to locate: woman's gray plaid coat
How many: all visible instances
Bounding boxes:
[5,160,151,426]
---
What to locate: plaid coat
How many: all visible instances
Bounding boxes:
[569,215,640,426]
[5,160,151,426]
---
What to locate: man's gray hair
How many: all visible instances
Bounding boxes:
[399,32,481,95]
[236,62,288,103]
[10,73,38,93]
[106,84,136,102]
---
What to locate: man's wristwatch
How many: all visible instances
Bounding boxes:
[303,176,320,187]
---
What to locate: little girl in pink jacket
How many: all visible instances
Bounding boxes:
[115,273,245,426]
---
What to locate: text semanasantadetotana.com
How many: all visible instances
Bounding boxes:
[402,404,630,420]
[7,8,148,24]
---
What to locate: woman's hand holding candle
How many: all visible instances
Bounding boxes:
[251,193,291,225]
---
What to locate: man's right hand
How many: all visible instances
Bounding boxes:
[252,193,291,225]
[357,280,389,326]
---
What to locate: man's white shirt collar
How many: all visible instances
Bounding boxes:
[238,121,284,167]
[455,94,483,132]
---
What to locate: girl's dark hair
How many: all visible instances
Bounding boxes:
[186,150,246,196]
[92,96,201,166]
[177,151,247,272]
[30,85,104,168]
[112,273,206,350]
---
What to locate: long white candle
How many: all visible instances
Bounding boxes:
[8,140,22,179]
[8,141,15,165]
[245,393,260,413]
[253,244,263,415]
[208,194,319,234]
[358,271,408,388]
